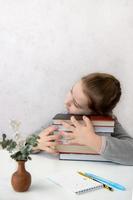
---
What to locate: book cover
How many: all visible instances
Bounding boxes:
[55,143,98,154]
[59,153,109,162]
[53,113,115,127]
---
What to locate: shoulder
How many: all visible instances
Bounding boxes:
[113,116,130,137]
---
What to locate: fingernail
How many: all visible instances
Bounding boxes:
[59,131,64,135]
[53,126,58,129]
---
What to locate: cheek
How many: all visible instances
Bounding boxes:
[68,106,81,114]
[69,106,92,115]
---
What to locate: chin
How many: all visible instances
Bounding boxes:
[65,107,70,113]
[66,109,75,114]
[68,110,79,115]
[66,107,81,115]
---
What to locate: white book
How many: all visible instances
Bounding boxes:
[54,124,114,133]
[59,153,109,162]
[48,171,103,194]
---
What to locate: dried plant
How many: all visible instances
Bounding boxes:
[0,120,39,161]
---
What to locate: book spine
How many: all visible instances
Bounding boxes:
[53,120,114,126]
[53,125,114,133]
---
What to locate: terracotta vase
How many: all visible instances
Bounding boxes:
[11,161,31,192]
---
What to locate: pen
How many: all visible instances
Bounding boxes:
[85,172,126,191]
[78,171,114,192]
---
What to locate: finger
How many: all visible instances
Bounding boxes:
[38,139,57,149]
[45,146,57,154]
[60,121,75,132]
[59,131,75,140]
[37,139,54,150]
[67,139,77,145]
[38,134,59,147]
[45,141,57,147]
[70,116,80,127]
[40,126,58,136]
[47,134,60,141]
[83,116,92,127]
[58,120,72,125]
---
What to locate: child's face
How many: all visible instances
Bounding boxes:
[64,80,92,114]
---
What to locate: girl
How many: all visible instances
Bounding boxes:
[36,72,133,165]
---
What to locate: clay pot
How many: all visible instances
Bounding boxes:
[11,161,31,192]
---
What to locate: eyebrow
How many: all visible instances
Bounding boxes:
[71,87,82,109]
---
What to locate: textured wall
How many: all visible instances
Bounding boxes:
[0,0,133,136]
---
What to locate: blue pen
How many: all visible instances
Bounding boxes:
[85,172,126,191]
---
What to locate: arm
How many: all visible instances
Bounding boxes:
[100,120,133,165]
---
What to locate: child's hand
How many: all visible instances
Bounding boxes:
[37,126,59,153]
[60,116,102,153]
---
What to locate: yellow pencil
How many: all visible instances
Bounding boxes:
[78,171,114,192]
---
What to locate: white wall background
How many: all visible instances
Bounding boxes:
[0,0,133,137]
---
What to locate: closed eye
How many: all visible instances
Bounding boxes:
[70,89,82,109]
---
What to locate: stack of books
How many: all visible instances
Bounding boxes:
[52,113,114,161]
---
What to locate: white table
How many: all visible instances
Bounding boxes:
[0,150,133,200]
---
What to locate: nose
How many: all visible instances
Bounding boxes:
[64,93,73,108]
[65,101,72,108]
[65,98,73,107]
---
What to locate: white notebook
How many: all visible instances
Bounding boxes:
[48,171,103,194]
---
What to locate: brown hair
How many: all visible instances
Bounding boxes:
[81,72,121,115]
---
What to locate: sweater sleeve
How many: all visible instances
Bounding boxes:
[100,120,133,165]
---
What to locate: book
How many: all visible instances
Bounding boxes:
[52,113,113,155]
[59,153,109,162]
[54,124,114,133]
[53,113,115,127]
[48,171,103,194]
[56,144,98,154]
